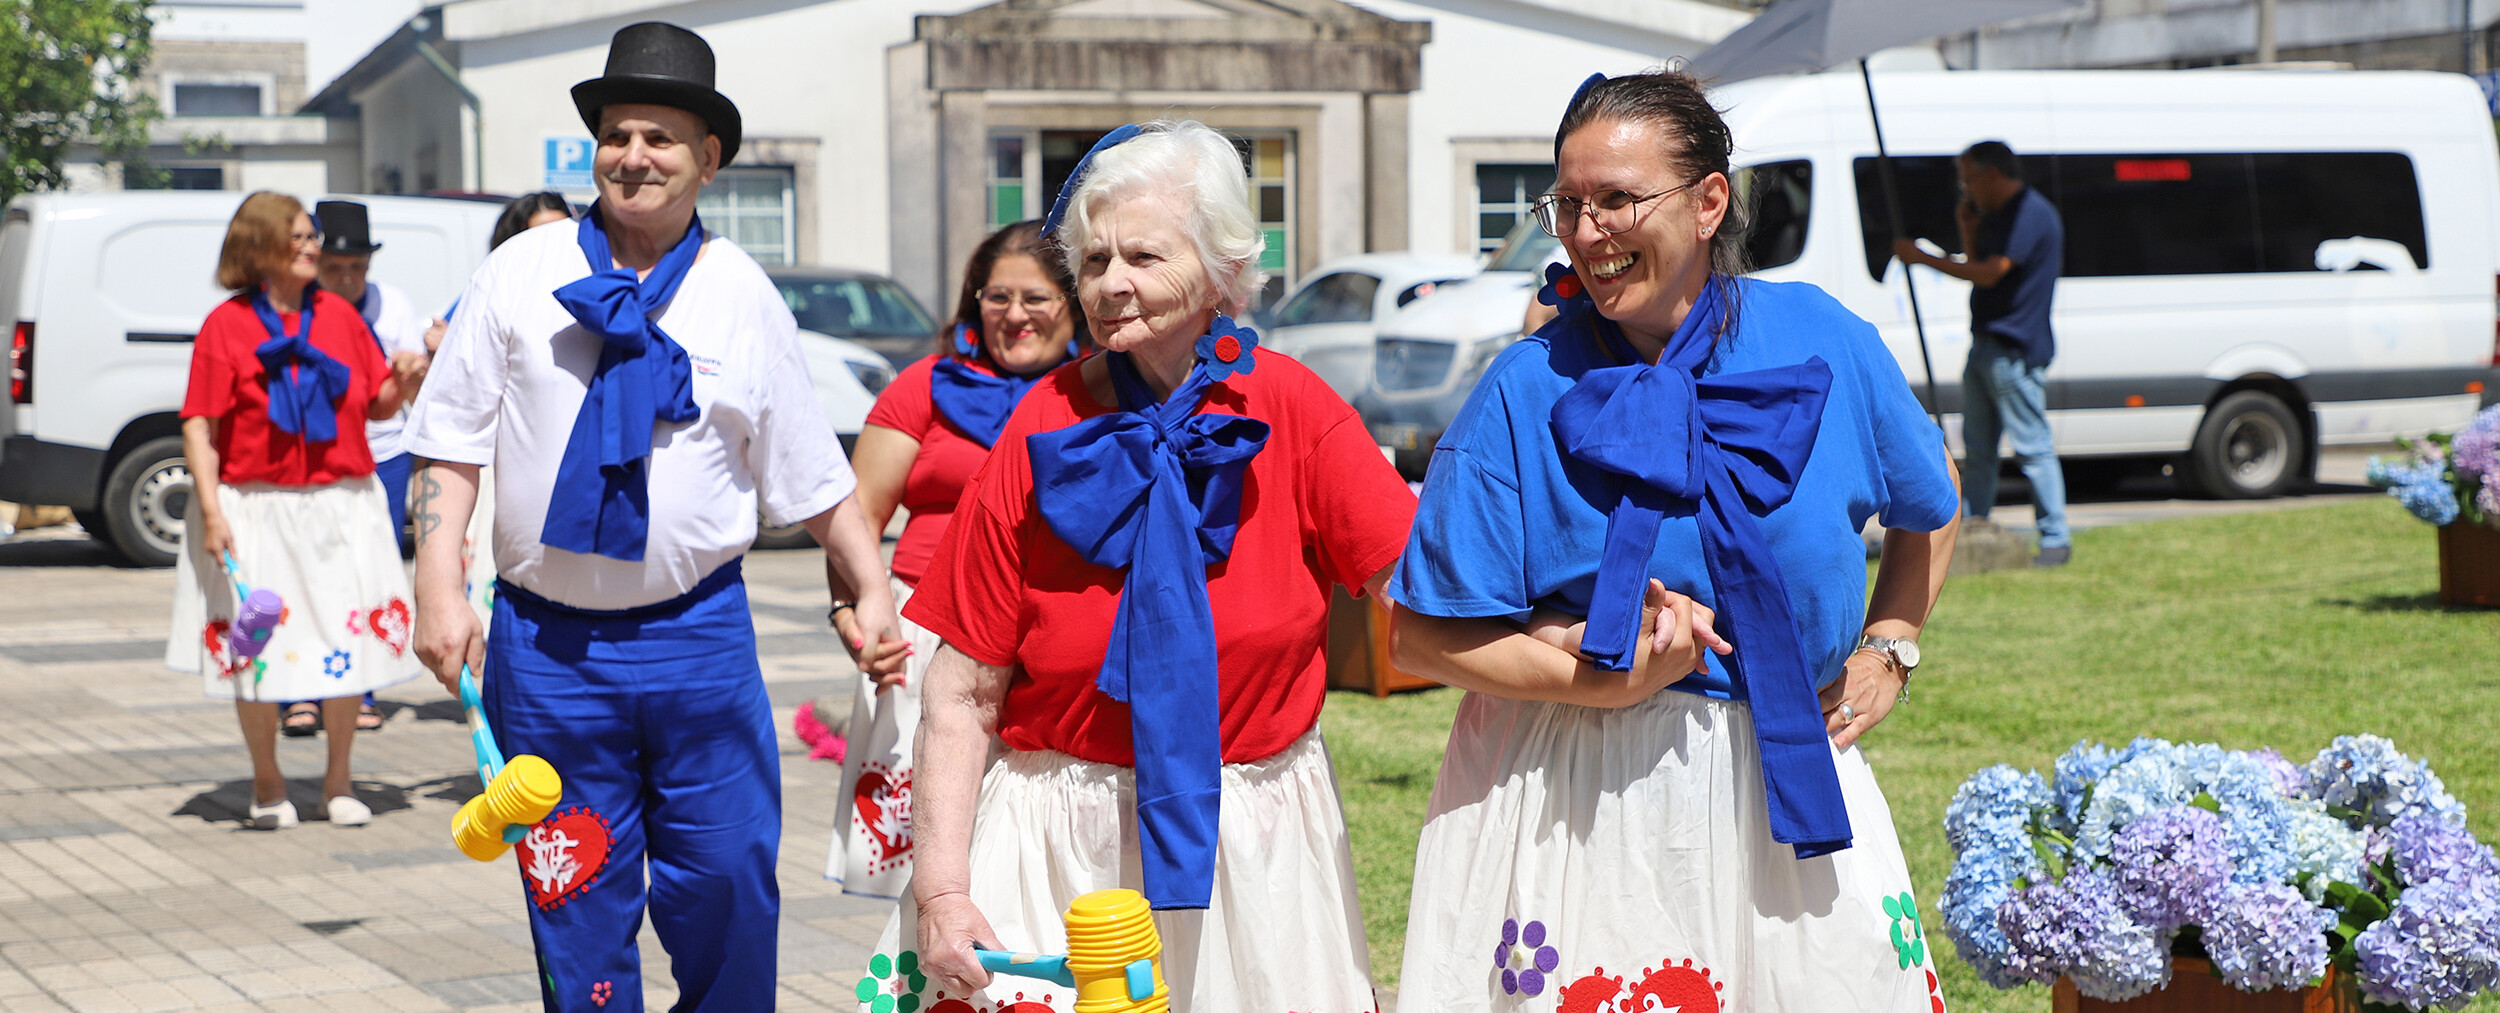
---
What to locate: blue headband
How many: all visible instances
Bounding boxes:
[1040,124,1145,237]
[1557,73,1608,160]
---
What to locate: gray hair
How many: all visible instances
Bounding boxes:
[1057,120,1266,316]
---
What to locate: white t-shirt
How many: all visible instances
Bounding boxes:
[405,221,854,610]
[356,279,432,462]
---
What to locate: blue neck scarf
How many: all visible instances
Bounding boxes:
[542,206,706,561]
[252,285,352,443]
[1543,267,1850,859]
[1025,319,1268,909]
[931,326,1070,448]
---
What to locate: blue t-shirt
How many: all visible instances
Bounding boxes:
[1389,277,1959,699]
[1969,185,2063,368]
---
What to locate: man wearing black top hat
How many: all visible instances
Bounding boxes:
[403,22,906,1012]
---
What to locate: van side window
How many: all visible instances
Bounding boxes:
[1735,159,1812,271]
[1273,271,1382,327]
[1854,152,2427,280]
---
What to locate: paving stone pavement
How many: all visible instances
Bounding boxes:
[0,538,893,1013]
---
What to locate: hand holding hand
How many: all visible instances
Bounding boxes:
[842,589,911,688]
[1820,649,1905,750]
[423,318,448,355]
[916,891,1000,998]
[1574,579,1732,708]
[390,351,431,398]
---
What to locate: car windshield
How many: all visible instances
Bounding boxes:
[774,275,933,339]
[1485,221,1561,273]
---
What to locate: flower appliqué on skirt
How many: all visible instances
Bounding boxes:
[1555,960,1724,1013]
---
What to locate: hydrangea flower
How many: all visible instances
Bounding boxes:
[2250,748,2308,799]
[2072,742,2200,865]
[2209,752,2297,886]
[2110,805,2232,929]
[2354,877,2500,1011]
[2306,735,2469,827]
[1997,869,2172,1001]
[2280,800,2368,900]
[1939,765,2050,988]
[2389,815,2500,891]
[2450,405,2499,481]
[2202,882,2334,992]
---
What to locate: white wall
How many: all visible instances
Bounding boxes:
[1348,0,1718,255]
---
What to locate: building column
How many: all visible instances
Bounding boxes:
[1364,92,1409,253]
[887,41,945,314]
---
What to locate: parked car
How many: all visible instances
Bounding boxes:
[1258,253,1482,401]
[1356,224,1562,478]
[1367,69,2500,496]
[757,314,899,550]
[0,192,501,566]
[766,266,939,370]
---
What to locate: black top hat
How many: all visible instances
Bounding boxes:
[570,22,742,167]
[314,200,381,255]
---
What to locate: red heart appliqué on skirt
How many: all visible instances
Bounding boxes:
[517,806,611,910]
[851,764,914,872]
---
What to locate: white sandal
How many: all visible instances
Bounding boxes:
[246,798,298,831]
[326,795,372,827]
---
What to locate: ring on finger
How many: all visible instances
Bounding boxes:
[1838,702,1858,722]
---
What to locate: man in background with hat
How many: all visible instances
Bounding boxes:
[405,21,908,1011]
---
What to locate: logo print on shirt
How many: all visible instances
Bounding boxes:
[519,806,612,910]
[688,352,724,376]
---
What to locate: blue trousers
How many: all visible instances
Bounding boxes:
[484,562,780,1013]
[375,452,412,533]
[1961,339,2070,549]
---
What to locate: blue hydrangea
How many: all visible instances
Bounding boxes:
[2306,735,2470,827]
[2202,882,2334,992]
[2281,800,2368,901]
[2072,742,2200,865]
[2110,805,2232,929]
[2390,815,2500,890]
[2209,752,2298,886]
[2050,741,2121,833]
[1939,764,2051,988]
[1997,869,2172,1001]
[2369,448,2464,526]
[2250,748,2308,799]
[2354,878,2500,1011]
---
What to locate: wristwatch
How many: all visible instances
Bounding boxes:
[1853,634,1921,678]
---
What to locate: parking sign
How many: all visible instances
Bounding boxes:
[545,138,594,191]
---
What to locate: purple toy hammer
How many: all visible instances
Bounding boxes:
[220,552,284,662]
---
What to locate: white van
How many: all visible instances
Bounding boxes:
[1367,69,2500,496]
[0,191,893,565]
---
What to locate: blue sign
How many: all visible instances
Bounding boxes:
[544,138,594,191]
[2475,72,2500,117]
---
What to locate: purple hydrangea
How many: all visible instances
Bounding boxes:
[2202,882,2334,992]
[2251,748,2309,799]
[2072,743,2200,865]
[1997,869,2172,1001]
[2389,815,2500,890]
[2305,735,2469,827]
[2354,877,2500,1011]
[2110,805,2233,929]
[2450,405,2500,481]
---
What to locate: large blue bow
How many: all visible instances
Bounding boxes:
[1546,273,1848,858]
[931,356,1045,449]
[252,285,352,444]
[542,206,706,561]
[1027,346,1268,909]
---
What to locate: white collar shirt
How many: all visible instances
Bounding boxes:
[356,279,431,461]
[404,221,854,610]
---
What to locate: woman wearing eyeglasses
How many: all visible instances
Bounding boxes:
[820,219,1087,899]
[1388,71,1963,1011]
[166,191,423,831]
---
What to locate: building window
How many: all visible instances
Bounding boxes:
[1475,163,1554,256]
[699,167,796,266]
[129,165,224,190]
[171,83,263,117]
[992,128,1297,304]
[989,133,1030,231]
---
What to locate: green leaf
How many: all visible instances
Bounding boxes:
[2348,891,2390,926]
[2190,792,2222,813]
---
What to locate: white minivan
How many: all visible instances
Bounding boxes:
[1368,69,2500,496]
[0,191,893,565]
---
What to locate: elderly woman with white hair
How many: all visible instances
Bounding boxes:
[856,120,1414,1013]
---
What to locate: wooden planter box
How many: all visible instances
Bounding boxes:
[1324,588,1439,697]
[2053,959,2356,1013]
[2438,519,2500,608]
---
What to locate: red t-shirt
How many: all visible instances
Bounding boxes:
[181,290,385,486]
[905,349,1417,766]
[863,354,1007,586]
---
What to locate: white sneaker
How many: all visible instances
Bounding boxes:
[246,798,298,830]
[327,795,372,827]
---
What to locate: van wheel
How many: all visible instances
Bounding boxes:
[2186,391,2304,500]
[97,436,191,567]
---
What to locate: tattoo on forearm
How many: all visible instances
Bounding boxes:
[412,463,443,545]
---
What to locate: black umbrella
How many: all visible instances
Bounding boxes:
[1688,0,2084,425]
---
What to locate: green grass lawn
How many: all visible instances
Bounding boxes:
[1321,499,2500,1009]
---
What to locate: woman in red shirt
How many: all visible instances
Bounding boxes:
[823,219,1083,899]
[860,121,1415,1013]
[165,192,422,831]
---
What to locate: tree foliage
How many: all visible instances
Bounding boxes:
[0,0,158,205]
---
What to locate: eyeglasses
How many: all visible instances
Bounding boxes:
[1531,180,1702,238]
[979,289,1065,313]
[288,230,323,247]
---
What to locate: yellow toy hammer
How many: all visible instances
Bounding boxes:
[976,889,1171,1012]
[449,664,562,861]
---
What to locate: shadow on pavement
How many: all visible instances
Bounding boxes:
[0,535,135,568]
[412,772,484,804]
[383,697,466,724]
[173,777,416,826]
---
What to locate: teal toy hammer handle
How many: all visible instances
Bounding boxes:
[976,950,1074,988]
[458,664,504,785]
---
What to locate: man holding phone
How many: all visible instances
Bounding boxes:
[1893,139,2070,567]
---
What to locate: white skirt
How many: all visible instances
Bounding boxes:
[1396,689,1947,1013]
[862,730,1378,1013]
[165,477,423,702]
[827,577,936,898]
